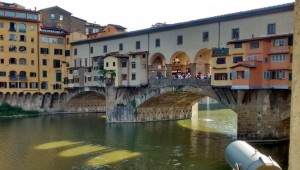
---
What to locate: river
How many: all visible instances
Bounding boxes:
[0,103,288,170]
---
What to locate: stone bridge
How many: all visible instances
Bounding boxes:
[105,79,290,140]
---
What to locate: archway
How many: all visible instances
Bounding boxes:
[11,92,18,106]
[17,92,25,107]
[0,92,4,104]
[194,48,212,78]
[170,51,191,78]
[149,53,167,79]
[66,91,106,113]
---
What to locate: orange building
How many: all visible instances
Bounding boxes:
[228,34,293,89]
[87,24,126,39]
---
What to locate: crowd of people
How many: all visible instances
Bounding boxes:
[156,72,211,79]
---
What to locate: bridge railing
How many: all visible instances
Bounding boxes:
[148,78,211,87]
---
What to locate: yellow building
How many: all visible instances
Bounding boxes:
[0,2,40,94]
[211,48,232,87]
[39,27,69,94]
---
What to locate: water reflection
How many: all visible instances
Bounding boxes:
[0,102,288,170]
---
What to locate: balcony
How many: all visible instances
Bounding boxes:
[9,76,18,81]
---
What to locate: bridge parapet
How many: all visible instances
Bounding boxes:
[148,79,211,88]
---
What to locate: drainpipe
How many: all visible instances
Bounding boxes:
[37,23,41,92]
[218,21,221,48]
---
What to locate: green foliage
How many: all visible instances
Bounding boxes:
[0,103,40,117]
[99,69,116,79]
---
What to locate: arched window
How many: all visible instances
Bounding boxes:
[19,46,26,52]
[19,23,26,32]
[19,58,26,65]
[9,71,17,79]
[19,71,26,80]
[9,45,16,52]
[9,58,17,64]
[41,82,48,90]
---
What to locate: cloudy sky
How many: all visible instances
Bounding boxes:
[4,0,295,31]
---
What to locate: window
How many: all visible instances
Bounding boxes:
[31,48,34,53]
[9,45,16,52]
[6,11,15,17]
[0,71,6,76]
[264,57,269,63]
[28,14,38,20]
[155,38,160,47]
[49,38,57,43]
[264,71,271,80]
[290,54,293,63]
[113,62,116,67]
[289,72,292,81]
[0,35,3,40]
[19,23,26,32]
[19,71,27,80]
[17,12,27,18]
[31,60,34,65]
[9,58,17,64]
[121,61,127,68]
[19,46,26,53]
[0,10,4,16]
[85,58,87,67]
[177,35,183,45]
[202,32,209,42]
[250,42,259,49]
[30,82,38,89]
[9,82,18,88]
[30,72,36,77]
[9,34,17,41]
[119,43,123,51]
[59,15,63,21]
[40,48,49,54]
[90,46,93,54]
[247,55,258,61]
[65,50,70,56]
[42,59,47,66]
[56,72,62,82]
[106,62,109,67]
[271,70,285,80]
[216,58,226,64]
[0,22,3,28]
[41,82,48,89]
[41,37,48,43]
[31,37,34,43]
[214,73,228,80]
[57,38,64,44]
[131,62,136,69]
[272,54,286,62]
[103,45,107,53]
[122,74,127,80]
[233,56,243,63]
[19,58,26,65]
[20,35,26,42]
[132,73,136,80]
[74,48,77,55]
[0,46,3,52]
[232,28,239,40]
[0,82,7,88]
[274,38,285,46]
[9,22,16,32]
[67,38,69,45]
[54,49,63,55]
[42,71,47,77]
[0,58,3,63]
[267,23,276,35]
[136,41,140,49]
[234,43,242,48]
[51,14,55,20]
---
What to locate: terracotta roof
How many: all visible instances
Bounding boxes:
[108,24,127,30]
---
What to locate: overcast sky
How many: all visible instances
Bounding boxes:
[4,0,295,31]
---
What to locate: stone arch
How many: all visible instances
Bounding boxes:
[149,53,167,79]
[11,92,18,106]
[4,92,11,104]
[170,51,191,78]
[24,93,32,109]
[194,48,212,77]
[67,91,106,113]
[0,92,4,104]
[51,92,60,109]
[17,92,25,107]
[32,92,43,109]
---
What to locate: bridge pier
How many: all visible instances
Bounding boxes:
[234,89,290,140]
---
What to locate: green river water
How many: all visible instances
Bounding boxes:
[0,103,288,170]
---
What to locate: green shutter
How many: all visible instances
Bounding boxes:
[244,70,250,79]
[231,71,237,80]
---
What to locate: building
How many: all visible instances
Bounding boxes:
[0,2,40,94]
[87,24,127,39]
[71,3,294,88]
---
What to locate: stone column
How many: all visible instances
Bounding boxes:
[190,63,197,78]
[289,0,300,169]
[166,64,173,78]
